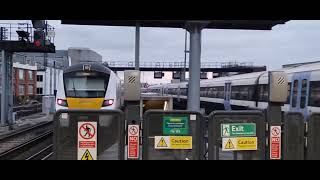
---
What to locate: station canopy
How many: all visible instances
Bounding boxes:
[61,20,288,30]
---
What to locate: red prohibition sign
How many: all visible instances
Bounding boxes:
[79,123,96,139]
[271,127,280,136]
[129,126,139,136]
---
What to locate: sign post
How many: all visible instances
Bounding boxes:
[78,122,97,160]
[270,126,281,160]
[128,125,140,159]
[163,116,189,135]
[221,123,256,137]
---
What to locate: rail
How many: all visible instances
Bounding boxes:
[0,121,53,160]
[0,130,53,160]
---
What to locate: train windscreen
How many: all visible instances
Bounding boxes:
[64,72,110,98]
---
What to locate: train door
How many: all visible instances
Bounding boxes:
[290,72,311,119]
[224,82,232,110]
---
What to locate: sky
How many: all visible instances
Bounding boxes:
[1,20,320,84]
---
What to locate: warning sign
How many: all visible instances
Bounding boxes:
[78,122,97,160]
[170,136,192,149]
[154,136,192,149]
[270,126,281,160]
[157,137,168,147]
[79,123,96,139]
[222,137,257,151]
[128,125,139,159]
[81,149,94,160]
[224,139,235,149]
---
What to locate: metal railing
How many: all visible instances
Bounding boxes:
[105,61,256,69]
[0,22,55,44]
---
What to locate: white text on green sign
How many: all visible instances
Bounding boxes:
[221,123,256,137]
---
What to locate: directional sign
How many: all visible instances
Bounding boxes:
[221,123,256,137]
[222,137,258,151]
[78,122,97,160]
[270,126,281,160]
[128,125,139,159]
[163,116,189,135]
[154,136,192,149]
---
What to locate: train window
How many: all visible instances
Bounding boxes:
[231,86,239,100]
[258,85,268,102]
[218,86,224,99]
[292,80,299,108]
[248,86,255,101]
[287,83,291,104]
[240,86,249,100]
[309,81,320,107]
[300,79,308,109]
[64,74,110,98]
[200,87,206,97]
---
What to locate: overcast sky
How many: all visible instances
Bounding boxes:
[1,20,320,84]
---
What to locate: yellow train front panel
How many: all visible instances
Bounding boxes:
[66,98,104,109]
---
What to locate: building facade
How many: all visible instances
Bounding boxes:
[12,63,37,105]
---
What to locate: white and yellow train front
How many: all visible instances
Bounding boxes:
[55,63,121,111]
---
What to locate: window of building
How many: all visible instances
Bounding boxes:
[37,88,43,95]
[19,85,25,95]
[28,85,34,95]
[28,70,33,80]
[37,75,43,82]
[19,69,24,80]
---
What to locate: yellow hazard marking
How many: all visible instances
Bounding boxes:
[225,139,235,149]
[170,136,192,149]
[236,137,257,150]
[157,137,168,147]
[81,149,94,160]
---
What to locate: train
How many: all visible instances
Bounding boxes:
[55,63,122,111]
[145,62,320,119]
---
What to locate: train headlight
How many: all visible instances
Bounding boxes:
[102,99,114,107]
[57,99,68,107]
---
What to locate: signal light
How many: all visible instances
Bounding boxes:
[102,99,114,107]
[33,30,44,47]
[57,99,68,107]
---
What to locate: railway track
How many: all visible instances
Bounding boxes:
[0,121,53,160]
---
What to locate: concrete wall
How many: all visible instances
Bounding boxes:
[68,47,102,65]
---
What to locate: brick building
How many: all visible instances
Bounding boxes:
[12,63,37,105]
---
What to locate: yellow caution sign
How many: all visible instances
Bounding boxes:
[157,137,168,147]
[81,149,94,160]
[154,136,192,149]
[236,137,257,150]
[224,139,235,149]
[222,137,257,151]
[170,136,192,149]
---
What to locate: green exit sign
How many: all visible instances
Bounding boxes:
[221,123,256,137]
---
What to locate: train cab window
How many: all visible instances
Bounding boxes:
[292,80,299,108]
[309,81,320,107]
[64,72,110,98]
[300,79,308,109]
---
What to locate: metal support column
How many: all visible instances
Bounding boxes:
[181,30,188,82]
[1,50,13,127]
[186,24,202,112]
[135,24,140,70]
[53,61,56,96]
